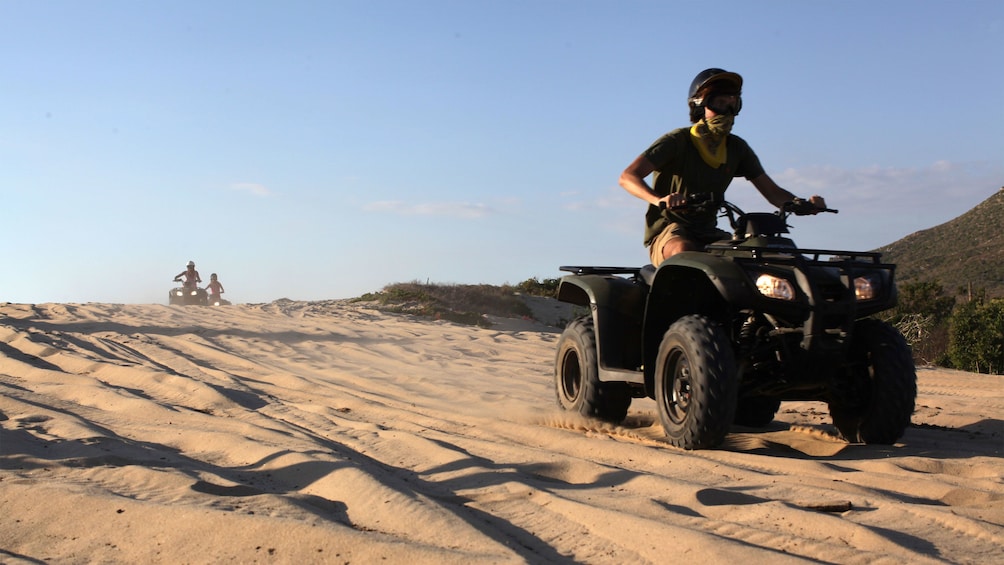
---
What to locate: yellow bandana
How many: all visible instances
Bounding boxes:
[690,123,727,168]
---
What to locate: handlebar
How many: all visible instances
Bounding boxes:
[658,192,719,212]
[659,194,837,216]
[783,198,838,215]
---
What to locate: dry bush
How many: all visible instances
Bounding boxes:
[353,281,533,327]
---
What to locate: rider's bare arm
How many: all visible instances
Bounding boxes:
[619,155,660,205]
[620,155,687,208]
[751,173,827,211]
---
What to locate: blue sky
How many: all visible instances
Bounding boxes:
[3,1,1002,304]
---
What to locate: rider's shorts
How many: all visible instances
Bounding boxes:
[649,222,731,266]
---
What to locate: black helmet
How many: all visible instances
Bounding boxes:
[688,68,743,122]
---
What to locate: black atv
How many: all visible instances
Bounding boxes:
[554,195,916,450]
[168,281,209,306]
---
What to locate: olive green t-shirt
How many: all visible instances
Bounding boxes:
[641,127,765,245]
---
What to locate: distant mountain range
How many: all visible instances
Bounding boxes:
[876,188,1004,299]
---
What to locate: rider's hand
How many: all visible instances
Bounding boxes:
[657,193,687,210]
[790,195,827,215]
[808,195,827,212]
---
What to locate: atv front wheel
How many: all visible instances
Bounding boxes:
[554,316,631,423]
[829,319,916,444]
[654,315,738,449]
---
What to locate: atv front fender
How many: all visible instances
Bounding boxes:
[648,252,757,316]
[641,254,758,391]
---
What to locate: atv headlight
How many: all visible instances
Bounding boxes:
[755,274,796,301]
[854,275,880,300]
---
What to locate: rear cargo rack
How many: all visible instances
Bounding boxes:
[559,266,642,276]
[704,245,889,266]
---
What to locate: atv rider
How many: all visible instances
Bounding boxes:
[206,273,225,301]
[619,68,828,265]
[174,261,202,291]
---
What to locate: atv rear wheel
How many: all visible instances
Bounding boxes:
[555,316,631,423]
[654,315,738,449]
[829,319,916,444]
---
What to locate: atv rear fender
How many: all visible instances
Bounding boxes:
[557,257,756,388]
[557,272,648,384]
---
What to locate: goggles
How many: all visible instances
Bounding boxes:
[704,92,742,116]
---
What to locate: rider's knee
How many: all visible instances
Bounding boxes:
[650,236,698,265]
[663,238,697,258]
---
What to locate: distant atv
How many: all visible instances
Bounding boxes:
[554,195,916,450]
[168,281,208,306]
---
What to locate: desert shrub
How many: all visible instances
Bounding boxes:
[352,281,532,327]
[947,297,1004,374]
[887,281,955,365]
[514,276,561,298]
[895,281,956,323]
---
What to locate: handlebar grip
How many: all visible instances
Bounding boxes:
[786,199,838,215]
[660,201,688,212]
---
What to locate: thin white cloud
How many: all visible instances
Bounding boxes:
[561,185,636,212]
[230,182,271,197]
[742,159,1003,249]
[364,200,406,212]
[571,160,1001,252]
[364,200,494,218]
[560,161,1000,234]
[771,160,1000,210]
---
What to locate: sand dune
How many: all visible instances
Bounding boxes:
[1,300,1001,564]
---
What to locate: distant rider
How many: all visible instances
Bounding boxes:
[207,273,225,300]
[619,68,828,266]
[174,261,202,291]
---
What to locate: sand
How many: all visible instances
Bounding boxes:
[1,299,1001,564]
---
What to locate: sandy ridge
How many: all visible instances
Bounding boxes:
[1,300,1001,564]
